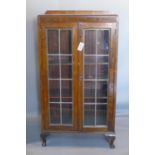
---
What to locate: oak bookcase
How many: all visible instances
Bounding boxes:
[38,11,118,148]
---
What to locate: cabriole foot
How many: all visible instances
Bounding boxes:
[105,133,116,148]
[40,133,49,147]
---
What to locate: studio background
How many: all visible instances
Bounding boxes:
[26,0,128,118]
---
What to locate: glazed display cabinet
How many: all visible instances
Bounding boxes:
[38,11,118,148]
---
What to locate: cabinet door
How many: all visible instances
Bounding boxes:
[39,23,78,131]
[78,23,117,131]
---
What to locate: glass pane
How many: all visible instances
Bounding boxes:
[85,56,96,64]
[97,64,108,79]
[49,80,60,99]
[61,56,72,64]
[84,81,95,98]
[62,104,72,124]
[84,64,96,79]
[50,97,60,102]
[48,65,59,79]
[48,56,60,79]
[104,30,110,52]
[97,98,107,103]
[50,103,60,124]
[48,56,59,64]
[97,30,110,54]
[61,65,72,79]
[85,30,96,54]
[97,56,109,63]
[96,105,107,125]
[47,30,59,54]
[60,30,72,54]
[62,97,72,102]
[84,98,95,103]
[97,81,108,97]
[61,80,72,97]
[84,104,95,125]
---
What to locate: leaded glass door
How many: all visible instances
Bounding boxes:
[45,23,78,131]
[78,23,116,131]
[40,21,116,131]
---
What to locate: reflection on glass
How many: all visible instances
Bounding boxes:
[47,30,59,54]
[104,30,109,52]
[50,103,60,124]
[84,104,95,125]
[97,30,104,54]
[62,104,72,124]
[96,105,107,125]
[97,30,109,54]
[85,30,96,54]
[60,30,72,54]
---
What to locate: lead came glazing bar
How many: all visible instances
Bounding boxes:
[49,102,72,104]
[95,30,97,126]
[84,102,107,105]
[58,29,62,125]
[48,54,72,56]
[48,78,72,80]
[84,54,109,56]
[84,79,108,81]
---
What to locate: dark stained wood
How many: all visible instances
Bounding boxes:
[38,19,49,131]
[38,10,118,136]
[107,23,118,132]
[38,15,118,30]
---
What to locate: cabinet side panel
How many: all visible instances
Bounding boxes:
[38,16,49,131]
[107,21,118,132]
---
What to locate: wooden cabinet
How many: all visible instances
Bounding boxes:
[38,11,118,148]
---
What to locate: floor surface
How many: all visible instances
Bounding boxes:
[26,113,129,155]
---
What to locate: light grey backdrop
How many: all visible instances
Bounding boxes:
[26,0,129,117]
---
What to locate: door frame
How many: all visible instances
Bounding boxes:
[38,22,79,132]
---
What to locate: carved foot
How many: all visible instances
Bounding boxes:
[40,133,49,146]
[105,133,116,148]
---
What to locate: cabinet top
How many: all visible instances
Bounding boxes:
[44,10,118,16]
